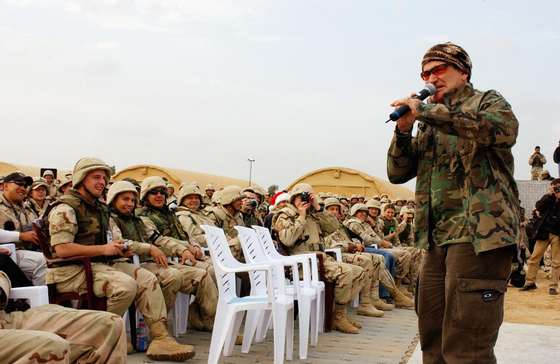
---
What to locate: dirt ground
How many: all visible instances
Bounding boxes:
[504,270,560,327]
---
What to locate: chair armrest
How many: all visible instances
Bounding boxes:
[324,248,342,262]
[9,286,49,307]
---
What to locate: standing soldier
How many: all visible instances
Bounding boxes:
[273,183,367,334]
[529,146,547,181]
[0,172,46,285]
[47,158,195,361]
[176,183,215,247]
[0,271,127,363]
[203,184,215,206]
[42,169,58,199]
[108,180,218,331]
[387,42,519,363]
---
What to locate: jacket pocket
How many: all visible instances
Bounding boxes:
[452,277,507,329]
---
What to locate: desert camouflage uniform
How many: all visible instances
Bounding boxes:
[207,205,245,261]
[273,203,366,305]
[0,271,126,363]
[47,191,167,328]
[27,198,49,218]
[528,152,547,181]
[176,206,214,247]
[111,212,217,331]
[0,193,46,285]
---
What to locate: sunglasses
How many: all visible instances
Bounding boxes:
[421,63,449,81]
[148,188,168,196]
[10,181,29,188]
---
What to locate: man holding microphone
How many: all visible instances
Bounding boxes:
[387,42,520,363]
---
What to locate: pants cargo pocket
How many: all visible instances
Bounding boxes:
[453,278,507,329]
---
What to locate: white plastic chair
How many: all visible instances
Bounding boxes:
[9,285,49,307]
[236,226,318,360]
[251,226,325,341]
[201,225,294,364]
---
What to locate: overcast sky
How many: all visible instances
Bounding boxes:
[1,0,559,189]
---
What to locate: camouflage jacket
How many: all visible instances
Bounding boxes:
[175,206,214,247]
[380,217,401,246]
[528,153,546,168]
[324,220,359,253]
[0,193,38,250]
[343,217,383,246]
[207,205,243,241]
[26,198,48,219]
[387,83,520,253]
[272,204,338,255]
[0,271,10,310]
[398,221,415,247]
[137,205,188,241]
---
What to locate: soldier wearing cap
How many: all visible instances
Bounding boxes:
[27,178,50,217]
[387,42,520,362]
[47,158,195,361]
[349,195,359,206]
[202,184,215,206]
[0,271,127,363]
[0,172,46,285]
[166,183,178,211]
[206,185,245,261]
[58,174,73,195]
[529,146,547,181]
[398,206,415,247]
[241,187,264,228]
[108,180,217,333]
[323,198,413,312]
[175,183,215,248]
[273,183,367,334]
[42,169,58,199]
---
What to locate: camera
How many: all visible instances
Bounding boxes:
[553,186,560,193]
[249,199,258,208]
[300,192,311,203]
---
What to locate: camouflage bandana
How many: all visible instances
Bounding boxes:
[421,42,472,78]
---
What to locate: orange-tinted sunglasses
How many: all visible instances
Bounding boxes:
[421,63,449,81]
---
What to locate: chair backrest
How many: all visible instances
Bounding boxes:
[235,226,268,265]
[253,225,320,284]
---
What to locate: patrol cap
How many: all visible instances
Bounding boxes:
[72,157,112,187]
[30,178,49,190]
[323,197,342,209]
[216,185,244,205]
[178,184,203,205]
[366,199,381,210]
[3,172,33,187]
[350,203,368,217]
[140,176,167,201]
[107,181,138,205]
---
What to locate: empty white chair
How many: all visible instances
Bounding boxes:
[9,285,49,308]
[251,225,325,342]
[201,225,294,364]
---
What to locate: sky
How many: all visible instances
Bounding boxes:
[1,0,559,190]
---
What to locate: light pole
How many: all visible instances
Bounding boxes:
[247,158,255,186]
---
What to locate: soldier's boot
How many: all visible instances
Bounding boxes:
[357,294,384,317]
[349,319,362,329]
[389,287,414,309]
[371,287,394,311]
[333,304,360,334]
[188,303,213,332]
[395,278,413,299]
[147,321,196,361]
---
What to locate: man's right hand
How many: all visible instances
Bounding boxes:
[19,231,39,245]
[102,241,125,256]
[296,201,311,218]
[380,240,392,249]
[0,248,11,256]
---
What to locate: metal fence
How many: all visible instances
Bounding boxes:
[516,180,551,219]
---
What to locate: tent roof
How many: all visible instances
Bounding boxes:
[112,164,253,190]
[286,166,414,200]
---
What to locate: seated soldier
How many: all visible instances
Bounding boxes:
[42,169,58,200]
[344,203,414,299]
[240,188,264,228]
[0,172,46,285]
[202,184,215,207]
[397,206,415,247]
[27,178,50,217]
[273,183,367,334]
[58,174,73,195]
[166,183,178,211]
[135,177,218,330]
[323,198,413,310]
[175,183,214,248]
[0,271,127,363]
[47,158,195,361]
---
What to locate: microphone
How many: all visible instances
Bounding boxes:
[385,83,436,123]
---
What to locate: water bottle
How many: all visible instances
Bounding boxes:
[136,315,148,351]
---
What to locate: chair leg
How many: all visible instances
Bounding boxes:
[208,305,235,364]
[297,297,311,360]
[272,304,288,364]
[256,310,272,342]
[286,307,294,361]
[224,310,245,357]
[242,309,263,353]
[310,296,319,347]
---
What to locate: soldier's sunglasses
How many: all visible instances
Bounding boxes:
[148,188,168,196]
[421,63,449,81]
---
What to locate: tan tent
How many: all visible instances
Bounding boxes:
[0,161,71,180]
[286,167,414,200]
[112,164,253,190]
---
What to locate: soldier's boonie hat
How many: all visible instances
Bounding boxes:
[323,197,342,209]
[350,203,369,217]
[178,184,204,205]
[72,157,112,187]
[42,170,54,177]
[107,181,138,205]
[140,176,167,201]
[3,172,33,187]
[30,178,49,190]
[216,185,244,205]
[366,199,382,210]
[422,42,472,78]
[290,183,314,199]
